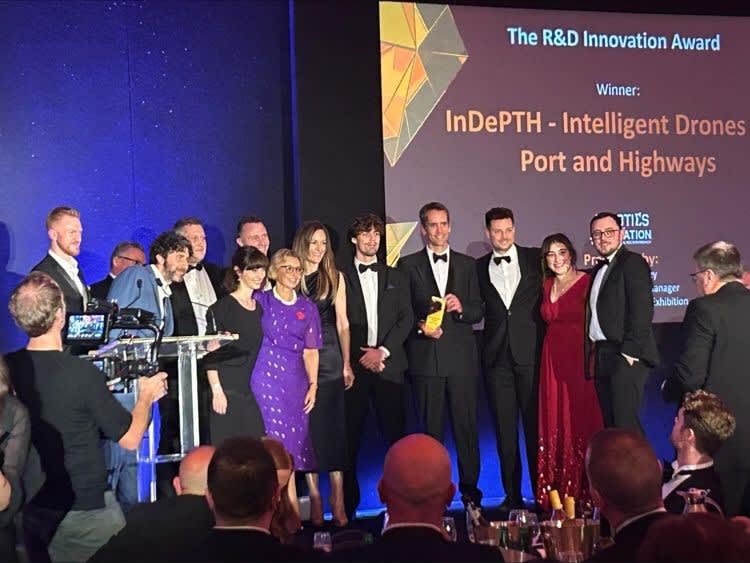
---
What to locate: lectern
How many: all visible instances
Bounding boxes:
[90,333,237,501]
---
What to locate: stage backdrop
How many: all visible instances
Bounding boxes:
[0,0,292,352]
[381,2,750,323]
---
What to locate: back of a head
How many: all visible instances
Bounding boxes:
[9,272,64,337]
[380,434,454,513]
[176,445,215,496]
[586,429,662,515]
[638,513,750,561]
[207,437,277,524]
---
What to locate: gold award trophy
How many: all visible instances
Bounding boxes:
[424,296,446,332]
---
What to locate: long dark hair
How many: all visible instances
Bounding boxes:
[540,233,577,277]
[292,221,339,300]
[222,246,270,293]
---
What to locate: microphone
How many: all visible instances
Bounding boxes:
[121,279,143,310]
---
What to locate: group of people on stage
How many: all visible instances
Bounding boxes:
[2,200,750,561]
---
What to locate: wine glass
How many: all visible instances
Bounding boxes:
[313,531,332,553]
[442,516,458,542]
[509,509,539,552]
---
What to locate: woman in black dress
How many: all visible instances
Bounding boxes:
[293,221,352,527]
[205,246,269,444]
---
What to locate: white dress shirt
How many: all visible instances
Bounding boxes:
[426,246,449,297]
[489,244,520,308]
[150,265,172,322]
[48,250,88,305]
[183,266,218,335]
[614,507,667,535]
[355,258,379,347]
[588,245,622,342]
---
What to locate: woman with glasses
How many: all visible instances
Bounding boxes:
[205,246,270,444]
[250,249,322,476]
[292,221,352,527]
[536,233,603,509]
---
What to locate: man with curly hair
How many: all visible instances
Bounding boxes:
[662,390,735,515]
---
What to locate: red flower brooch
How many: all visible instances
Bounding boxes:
[295,310,306,320]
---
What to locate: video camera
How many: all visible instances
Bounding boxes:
[67,298,164,382]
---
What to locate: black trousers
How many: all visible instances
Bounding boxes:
[412,375,481,504]
[594,342,649,434]
[484,362,538,502]
[343,369,405,517]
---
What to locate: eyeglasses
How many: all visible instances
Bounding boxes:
[591,228,621,241]
[117,255,144,265]
[278,265,302,274]
[689,269,707,282]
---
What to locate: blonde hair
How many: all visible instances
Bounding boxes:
[292,221,338,300]
[267,249,301,284]
[46,206,80,229]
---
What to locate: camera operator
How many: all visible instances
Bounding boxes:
[4,272,168,563]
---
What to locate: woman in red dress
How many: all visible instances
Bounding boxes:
[537,233,603,509]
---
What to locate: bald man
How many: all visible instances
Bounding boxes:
[335,434,501,562]
[586,429,671,562]
[90,446,216,563]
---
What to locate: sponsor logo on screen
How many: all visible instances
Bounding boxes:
[618,211,652,245]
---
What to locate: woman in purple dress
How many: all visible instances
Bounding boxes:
[251,249,322,472]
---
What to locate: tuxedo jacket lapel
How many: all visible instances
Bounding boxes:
[418,249,441,296]
[446,253,457,296]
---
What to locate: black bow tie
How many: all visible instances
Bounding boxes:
[187,263,204,273]
[358,263,377,274]
[663,462,700,481]
[599,258,610,266]
[493,256,511,265]
[432,253,447,263]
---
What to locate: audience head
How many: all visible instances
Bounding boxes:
[671,390,735,458]
[267,249,302,290]
[109,241,146,277]
[223,246,270,293]
[149,231,192,283]
[419,202,451,252]
[378,434,455,526]
[173,445,215,496]
[236,216,270,255]
[692,241,743,296]
[637,512,750,562]
[585,429,663,527]
[206,436,279,527]
[261,437,294,489]
[292,221,338,300]
[348,213,384,261]
[46,206,82,259]
[484,207,516,253]
[9,272,65,338]
[589,212,623,258]
[174,217,207,266]
[541,233,577,278]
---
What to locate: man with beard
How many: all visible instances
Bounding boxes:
[586,212,658,434]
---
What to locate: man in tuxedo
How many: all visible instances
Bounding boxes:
[335,434,501,562]
[32,206,89,316]
[586,212,658,434]
[662,241,750,516]
[90,241,146,301]
[236,215,271,255]
[586,429,671,562]
[90,445,216,562]
[171,217,223,336]
[341,213,413,519]
[178,436,305,562]
[476,207,543,509]
[398,201,484,506]
[107,231,191,338]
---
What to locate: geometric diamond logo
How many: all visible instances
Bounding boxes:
[380,2,468,167]
[385,221,419,266]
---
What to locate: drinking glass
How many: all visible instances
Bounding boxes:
[442,516,458,542]
[509,509,539,552]
[313,531,332,553]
